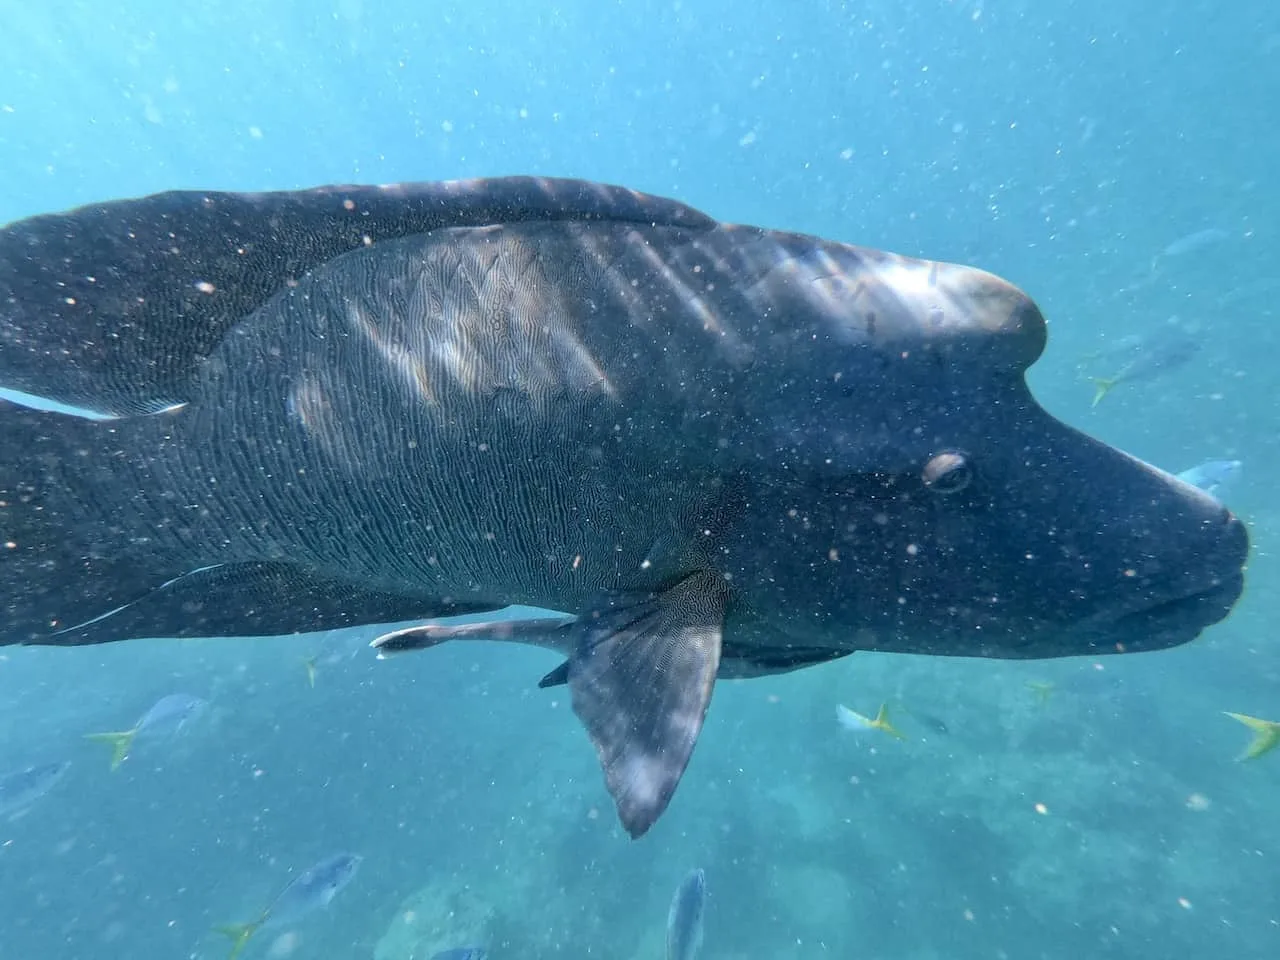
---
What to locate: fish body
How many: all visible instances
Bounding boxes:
[1089,323,1202,405]
[263,852,362,925]
[217,853,362,959]
[666,868,707,960]
[85,692,207,770]
[1175,459,1243,500]
[138,692,207,732]
[0,176,1249,838]
[1159,227,1230,259]
[0,760,70,816]
[836,703,906,739]
[304,630,363,687]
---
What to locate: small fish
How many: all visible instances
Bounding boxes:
[836,703,906,739]
[430,950,488,960]
[666,868,707,960]
[1223,712,1280,761]
[216,852,362,960]
[1158,227,1230,260]
[0,760,71,816]
[1175,460,1243,500]
[1087,323,1202,406]
[303,630,363,687]
[85,692,208,770]
[1114,230,1232,298]
[1026,680,1055,704]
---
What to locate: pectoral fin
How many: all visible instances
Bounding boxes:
[563,571,728,838]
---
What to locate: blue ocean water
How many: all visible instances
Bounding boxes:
[0,1,1277,957]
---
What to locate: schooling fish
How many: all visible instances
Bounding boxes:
[1175,460,1243,500]
[84,692,208,770]
[666,868,707,960]
[216,852,362,960]
[0,760,70,816]
[0,176,1249,839]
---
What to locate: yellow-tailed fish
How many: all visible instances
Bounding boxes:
[1223,712,1280,761]
[1026,680,1055,704]
[214,852,362,959]
[836,703,906,740]
[84,693,207,771]
[214,917,266,960]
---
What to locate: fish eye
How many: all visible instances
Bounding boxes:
[922,451,972,495]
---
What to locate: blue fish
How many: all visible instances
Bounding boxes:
[216,853,362,959]
[1087,322,1202,406]
[666,868,707,960]
[1176,460,1243,500]
[1159,227,1230,259]
[0,760,70,816]
[85,692,208,770]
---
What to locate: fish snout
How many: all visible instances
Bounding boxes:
[1098,500,1248,652]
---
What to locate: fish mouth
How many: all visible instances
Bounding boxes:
[1091,572,1246,653]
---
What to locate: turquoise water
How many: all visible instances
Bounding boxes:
[1,1,1277,957]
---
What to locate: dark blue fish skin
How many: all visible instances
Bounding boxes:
[667,868,707,960]
[0,176,1250,840]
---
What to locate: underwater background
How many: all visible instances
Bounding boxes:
[1,1,1277,957]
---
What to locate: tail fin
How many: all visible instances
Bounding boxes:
[84,728,139,771]
[1026,680,1055,705]
[1089,377,1119,407]
[1223,712,1280,761]
[214,919,265,960]
[871,704,906,740]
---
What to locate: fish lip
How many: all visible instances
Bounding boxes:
[1094,571,1245,651]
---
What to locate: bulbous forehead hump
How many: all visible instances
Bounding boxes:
[729,229,1048,373]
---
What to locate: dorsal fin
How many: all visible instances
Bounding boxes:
[0,177,715,415]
